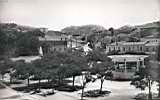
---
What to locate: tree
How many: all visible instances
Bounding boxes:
[15,32,40,56]
[145,44,160,98]
[87,49,113,93]
[131,44,160,99]
[91,60,113,93]
[64,63,81,87]
[87,49,106,62]
[79,71,94,100]
[155,44,160,97]
[0,29,7,57]
[0,59,13,80]
[108,27,114,36]
[13,61,35,87]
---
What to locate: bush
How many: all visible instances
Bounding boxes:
[0,84,5,89]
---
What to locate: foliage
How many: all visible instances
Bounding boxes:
[0,23,44,57]
[13,61,34,80]
[15,32,40,56]
[0,30,7,56]
[0,59,13,80]
[86,49,113,93]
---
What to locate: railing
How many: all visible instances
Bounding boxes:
[114,68,136,72]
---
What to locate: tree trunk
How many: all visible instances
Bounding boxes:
[81,85,84,100]
[1,74,4,80]
[48,79,50,83]
[58,76,61,85]
[99,79,104,93]
[38,79,41,91]
[72,76,75,87]
[148,78,152,100]
[52,81,54,93]
[158,81,160,97]
[10,76,12,84]
[27,78,30,87]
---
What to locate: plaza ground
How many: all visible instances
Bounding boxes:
[0,76,158,100]
[42,79,141,100]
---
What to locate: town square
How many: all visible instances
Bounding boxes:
[0,0,160,100]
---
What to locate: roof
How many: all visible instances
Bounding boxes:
[108,55,148,62]
[108,41,147,46]
[10,56,41,63]
[51,41,67,45]
[143,35,159,38]
[122,42,147,45]
[108,42,124,46]
[141,37,160,40]
[46,30,64,36]
[39,35,67,41]
[145,42,160,46]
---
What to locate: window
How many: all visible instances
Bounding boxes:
[152,47,155,51]
[118,47,120,50]
[109,47,111,52]
[129,47,131,51]
[140,46,143,51]
[123,47,125,52]
[132,46,134,51]
[146,47,149,52]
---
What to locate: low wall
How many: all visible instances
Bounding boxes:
[112,71,135,80]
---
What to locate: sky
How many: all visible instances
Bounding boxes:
[0,0,160,30]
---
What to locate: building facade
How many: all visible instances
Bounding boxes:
[141,37,160,54]
[106,38,159,54]
[39,31,68,54]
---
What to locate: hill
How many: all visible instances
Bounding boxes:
[0,23,37,32]
[61,25,106,35]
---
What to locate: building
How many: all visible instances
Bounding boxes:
[141,37,160,54]
[106,38,160,54]
[39,31,68,54]
[108,55,148,79]
[106,41,146,53]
